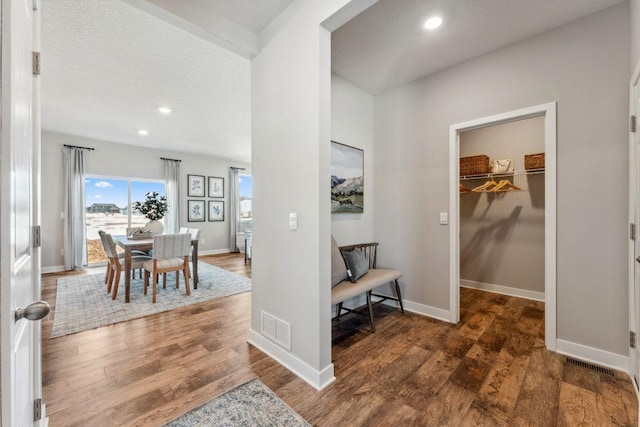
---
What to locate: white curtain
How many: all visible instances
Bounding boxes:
[63,147,87,270]
[229,168,240,252]
[163,158,181,233]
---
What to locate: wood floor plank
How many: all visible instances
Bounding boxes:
[41,257,638,426]
[557,382,599,426]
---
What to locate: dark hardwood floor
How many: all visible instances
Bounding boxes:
[41,254,637,426]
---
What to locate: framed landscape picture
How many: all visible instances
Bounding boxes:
[208,176,224,198]
[208,200,224,222]
[188,174,205,197]
[187,200,205,222]
[331,141,364,213]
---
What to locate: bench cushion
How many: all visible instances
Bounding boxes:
[331,268,402,305]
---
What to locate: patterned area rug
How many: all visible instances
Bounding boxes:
[164,379,311,427]
[51,262,251,338]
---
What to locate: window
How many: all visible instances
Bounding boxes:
[239,174,252,231]
[85,176,165,264]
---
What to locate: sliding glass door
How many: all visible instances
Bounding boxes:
[85,176,165,264]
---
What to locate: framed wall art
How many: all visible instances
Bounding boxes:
[208,200,224,222]
[208,176,224,198]
[187,200,205,222]
[330,141,364,213]
[188,174,205,197]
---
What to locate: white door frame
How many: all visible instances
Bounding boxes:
[449,102,557,351]
[628,59,640,386]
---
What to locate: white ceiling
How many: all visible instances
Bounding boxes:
[41,0,253,162]
[41,0,626,163]
[192,0,295,34]
[332,0,625,94]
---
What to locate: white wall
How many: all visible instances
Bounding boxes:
[632,0,640,69]
[250,0,372,389]
[331,74,374,245]
[41,131,250,271]
[459,117,545,294]
[373,3,630,355]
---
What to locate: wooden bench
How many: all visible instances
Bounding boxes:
[331,242,404,332]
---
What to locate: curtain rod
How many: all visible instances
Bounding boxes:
[230,167,246,170]
[63,144,95,151]
[161,157,181,162]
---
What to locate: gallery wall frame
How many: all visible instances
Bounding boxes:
[188,174,205,197]
[187,200,205,222]
[330,140,364,213]
[208,200,224,222]
[208,176,224,198]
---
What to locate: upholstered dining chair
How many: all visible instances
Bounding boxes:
[187,228,201,288]
[99,230,147,280]
[101,232,152,300]
[143,233,191,303]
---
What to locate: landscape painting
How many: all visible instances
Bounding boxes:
[331,141,364,213]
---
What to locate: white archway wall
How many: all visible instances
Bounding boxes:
[372,3,630,362]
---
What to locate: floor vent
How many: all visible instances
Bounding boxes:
[564,357,616,377]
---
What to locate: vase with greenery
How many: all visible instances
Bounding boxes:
[133,191,168,234]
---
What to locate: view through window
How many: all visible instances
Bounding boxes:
[239,174,252,231]
[85,177,165,263]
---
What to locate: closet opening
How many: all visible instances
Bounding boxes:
[449,103,557,351]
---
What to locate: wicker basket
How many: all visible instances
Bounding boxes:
[524,153,545,170]
[460,155,490,176]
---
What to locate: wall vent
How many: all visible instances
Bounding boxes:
[261,311,291,351]
[564,357,616,377]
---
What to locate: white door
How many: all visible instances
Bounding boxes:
[0,0,45,426]
[632,88,640,389]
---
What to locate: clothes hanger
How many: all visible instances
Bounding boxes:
[459,183,470,193]
[472,179,497,192]
[490,179,521,192]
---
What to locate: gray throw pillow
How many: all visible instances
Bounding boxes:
[330,236,348,287]
[342,249,369,282]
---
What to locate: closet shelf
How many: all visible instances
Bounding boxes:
[460,169,545,181]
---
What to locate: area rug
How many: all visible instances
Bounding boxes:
[51,262,251,338]
[164,378,311,427]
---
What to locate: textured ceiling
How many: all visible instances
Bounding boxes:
[192,0,295,34]
[41,0,252,162]
[332,0,625,94]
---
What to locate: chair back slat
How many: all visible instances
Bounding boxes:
[153,233,190,259]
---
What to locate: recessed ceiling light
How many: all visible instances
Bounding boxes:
[137,129,149,136]
[158,107,172,114]
[424,16,443,30]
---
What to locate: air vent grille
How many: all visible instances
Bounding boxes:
[564,357,616,377]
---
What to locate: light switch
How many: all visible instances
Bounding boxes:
[439,212,448,225]
[289,212,298,230]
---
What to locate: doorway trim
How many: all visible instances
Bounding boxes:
[448,102,557,351]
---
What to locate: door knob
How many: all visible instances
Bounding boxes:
[15,301,50,322]
[636,256,640,263]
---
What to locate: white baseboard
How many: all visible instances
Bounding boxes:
[42,265,65,274]
[41,250,231,274]
[199,248,233,256]
[378,296,450,323]
[248,329,336,390]
[460,279,545,302]
[555,339,629,372]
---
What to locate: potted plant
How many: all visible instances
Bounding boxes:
[133,191,168,234]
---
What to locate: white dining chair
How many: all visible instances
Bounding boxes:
[101,232,151,300]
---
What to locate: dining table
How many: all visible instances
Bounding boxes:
[113,234,199,302]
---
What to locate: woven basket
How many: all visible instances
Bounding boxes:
[460,155,490,176]
[524,153,545,170]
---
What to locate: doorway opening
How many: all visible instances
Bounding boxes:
[449,103,557,351]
